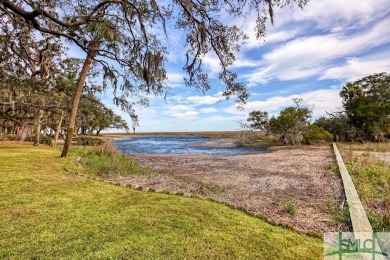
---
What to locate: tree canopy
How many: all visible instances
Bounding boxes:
[1,0,309,155]
[340,72,390,140]
[316,72,390,142]
[245,98,332,145]
[1,0,307,104]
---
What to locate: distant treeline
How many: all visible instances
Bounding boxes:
[245,73,390,144]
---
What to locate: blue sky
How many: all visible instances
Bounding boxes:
[96,0,390,132]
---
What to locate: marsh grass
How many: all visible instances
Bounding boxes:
[196,181,227,194]
[281,200,298,216]
[339,143,390,232]
[0,145,323,259]
[67,143,149,176]
[341,142,390,152]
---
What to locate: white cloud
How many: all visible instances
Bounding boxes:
[203,115,243,123]
[224,87,342,118]
[169,110,199,119]
[166,72,185,88]
[186,95,221,105]
[321,56,390,81]
[243,29,300,48]
[290,0,390,30]
[199,107,218,113]
[244,17,390,85]
[264,30,299,44]
[201,54,221,75]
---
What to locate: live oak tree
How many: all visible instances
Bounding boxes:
[268,98,312,144]
[245,98,332,144]
[77,93,129,136]
[1,0,308,156]
[247,110,269,131]
[0,23,63,143]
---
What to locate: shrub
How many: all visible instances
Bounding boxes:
[27,135,53,145]
[74,136,105,146]
[40,135,53,146]
[305,125,333,143]
[6,134,17,141]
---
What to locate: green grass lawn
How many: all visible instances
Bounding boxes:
[0,145,322,259]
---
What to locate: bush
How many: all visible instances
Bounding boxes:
[40,135,53,146]
[305,125,333,143]
[74,136,105,146]
[27,135,53,145]
[6,134,17,141]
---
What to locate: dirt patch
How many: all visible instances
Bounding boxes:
[107,144,346,233]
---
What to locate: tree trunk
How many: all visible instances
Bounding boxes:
[34,110,44,146]
[61,41,99,157]
[53,112,64,146]
[17,124,32,142]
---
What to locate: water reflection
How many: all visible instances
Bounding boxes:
[112,135,267,155]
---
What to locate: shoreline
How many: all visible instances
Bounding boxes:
[105,144,345,233]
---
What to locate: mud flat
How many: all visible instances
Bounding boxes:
[190,138,237,148]
[110,144,346,233]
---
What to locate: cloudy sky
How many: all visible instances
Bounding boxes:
[100,0,390,132]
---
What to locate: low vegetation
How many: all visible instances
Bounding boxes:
[195,181,227,195]
[235,131,281,147]
[339,143,390,232]
[281,200,298,216]
[339,142,390,153]
[0,145,323,258]
[66,144,147,177]
[73,136,105,146]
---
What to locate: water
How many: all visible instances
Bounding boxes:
[112,135,268,156]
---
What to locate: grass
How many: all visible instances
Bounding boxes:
[66,144,149,177]
[0,145,323,259]
[280,200,298,216]
[196,181,227,195]
[333,204,352,228]
[340,141,390,152]
[339,143,390,232]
